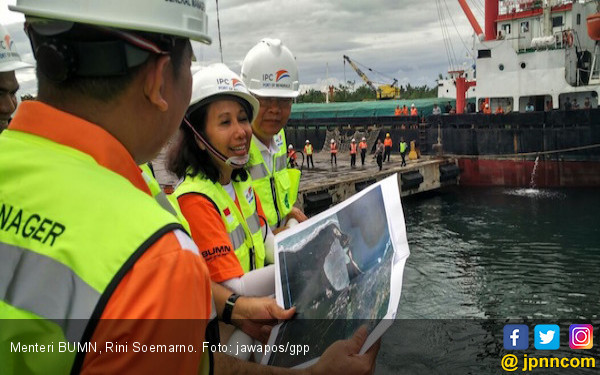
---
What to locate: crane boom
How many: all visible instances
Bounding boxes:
[343,55,377,91]
[343,54,400,100]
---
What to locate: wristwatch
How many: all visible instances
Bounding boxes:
[222,293,241,324]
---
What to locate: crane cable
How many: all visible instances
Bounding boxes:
[436,0,456,71]
[442,0,476,60]
[216,0,224,63]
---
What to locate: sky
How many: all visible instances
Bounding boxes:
[2,0,482,97]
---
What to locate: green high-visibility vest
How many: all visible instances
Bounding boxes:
[0,130,189,373]
[140,163,191,234]
[400,142,408,153]
[175,173,265,272]
[247,130,300,228]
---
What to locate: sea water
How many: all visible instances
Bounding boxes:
[376,187,600,374]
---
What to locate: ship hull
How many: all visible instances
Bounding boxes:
[457,158,600,187]
[285,110,600,187]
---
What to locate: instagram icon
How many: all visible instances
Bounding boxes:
[569,324,593,349]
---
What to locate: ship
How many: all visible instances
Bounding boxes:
[285,0,600,187]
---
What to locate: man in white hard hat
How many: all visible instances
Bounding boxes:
[242,38,307,230]
[0,24,31,132]
[1,2,377,374]
[304,139,314,169]
[288,143,298,168]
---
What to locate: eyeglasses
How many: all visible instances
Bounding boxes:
[256,96,293,108]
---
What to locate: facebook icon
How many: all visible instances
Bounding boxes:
[504,324,529,350]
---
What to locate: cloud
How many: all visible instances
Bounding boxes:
[4,0,479,96]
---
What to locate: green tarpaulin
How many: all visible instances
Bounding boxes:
[290,98,475,119]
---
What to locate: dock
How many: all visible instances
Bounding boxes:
[151,145,460,215]
[295,152,459,215]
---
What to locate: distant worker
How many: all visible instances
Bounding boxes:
[410,103,418,116]
[564,97,572,110]
[495,104,504,114]
[432,103,441,115]
[584,97,591,109]
[394,105,401,116]
[375,139,384,171]
[402,104,408,115]
[483,102,492,114]
[445,101,453,113]
[505,101,512,113]
[525,101,535,112]
[288,144,298,168]
[304,139,314,168]
[399,137,408,167]
[0,24,32,133]
[545,99,553,111]
[383,133,392,162]
[572,98,580,110]
[349,138,357,167]
[330,138,338,166]
[242,38,307,229]
[359,136,368,166]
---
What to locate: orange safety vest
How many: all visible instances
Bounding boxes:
[402,107,408,115]
[394,108,401,116]
[410,107,418,116]
[359,141,367,150]
[384,138,392,147]
[350,143,357,154]
[330,143,337,154]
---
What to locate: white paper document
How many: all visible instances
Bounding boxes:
[263,174,410,368]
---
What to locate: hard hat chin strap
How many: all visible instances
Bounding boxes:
[183,117,248,168]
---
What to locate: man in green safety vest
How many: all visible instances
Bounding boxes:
[241,38,308,230]
[0,1,379,374]
[400,137,408,167]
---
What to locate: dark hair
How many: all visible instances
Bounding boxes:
[167,97,250,184]
[35,23,190,103]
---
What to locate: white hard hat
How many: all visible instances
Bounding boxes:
[189,63,260,123]
[288,144,293,149]
[351,138,356,142]
[0,24,32,72]
[9,0,211,44]
[305,140,310,143]
[361,137,366,141]
[331,139,335,143]
[411,103,415,107]
[241,38,299,98]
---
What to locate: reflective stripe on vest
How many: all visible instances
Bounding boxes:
[0,241,99,343]
[0,130,189,373]
[140,164,192,234]
[248,130,297,228]
[174,173,265,273]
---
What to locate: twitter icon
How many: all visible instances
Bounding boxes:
[535,324,560,350]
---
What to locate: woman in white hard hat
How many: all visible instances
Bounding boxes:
[241,38,307,230]
[169,63,274,286]
[168,63,277,360]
